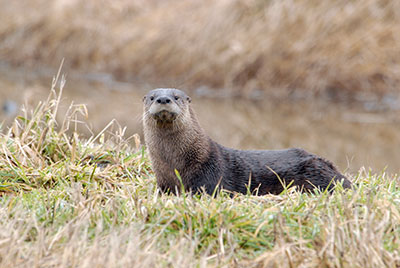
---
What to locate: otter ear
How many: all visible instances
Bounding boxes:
[186,96,191,103]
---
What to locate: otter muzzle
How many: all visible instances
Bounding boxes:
[153,110,177,122]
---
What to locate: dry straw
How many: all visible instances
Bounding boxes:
[1,0,400,98]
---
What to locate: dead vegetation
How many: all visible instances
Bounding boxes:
[1,0,400,98]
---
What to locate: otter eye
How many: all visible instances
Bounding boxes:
[150,96,154,101]
[174,96,179,101]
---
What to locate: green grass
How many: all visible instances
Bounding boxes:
[0,77,399,267]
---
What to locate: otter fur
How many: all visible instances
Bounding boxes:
[142,88,351,195]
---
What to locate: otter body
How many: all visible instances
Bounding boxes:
[143,88,351,195]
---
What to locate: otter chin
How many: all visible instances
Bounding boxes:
[142,88,352,195]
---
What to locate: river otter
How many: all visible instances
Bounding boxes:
[142,88,351,195]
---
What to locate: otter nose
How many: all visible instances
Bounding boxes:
[155,96,172,104]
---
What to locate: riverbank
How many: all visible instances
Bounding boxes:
[1,0,400,99]
[0,80,399,267]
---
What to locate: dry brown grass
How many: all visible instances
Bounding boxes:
[1,0,400,98]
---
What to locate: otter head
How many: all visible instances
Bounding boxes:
[143,88,192,129]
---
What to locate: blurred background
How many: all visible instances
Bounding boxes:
[0,0,399,174]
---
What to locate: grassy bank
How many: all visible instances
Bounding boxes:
[1,78,400,267]
[1,0,400,98]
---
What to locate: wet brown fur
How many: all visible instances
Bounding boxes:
[143,88,352,195]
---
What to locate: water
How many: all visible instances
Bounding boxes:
[1,66,399,175]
